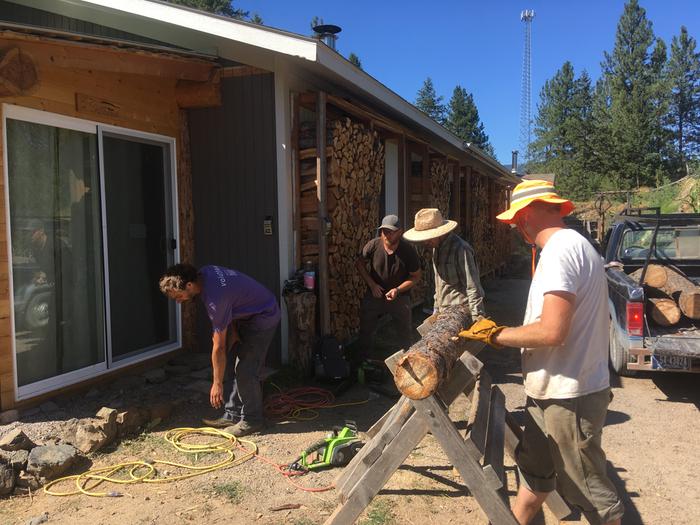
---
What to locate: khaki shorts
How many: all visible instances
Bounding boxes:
[516,388,624,525]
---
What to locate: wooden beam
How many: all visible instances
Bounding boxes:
[175,69,221,108]
[464,166,473,239]
[0,30,216,81]
[292,92,302,270]
[398,134,406,227]
[317,91,330,335]
[220,66,270,78]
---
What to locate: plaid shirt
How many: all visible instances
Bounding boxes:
[433,233,486,318]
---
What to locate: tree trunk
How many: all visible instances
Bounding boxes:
[648,298,681,326]
[630,264,700,320]
[393,305,474,399]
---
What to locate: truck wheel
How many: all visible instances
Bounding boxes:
[609,320,636,377]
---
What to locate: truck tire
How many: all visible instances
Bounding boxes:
[609,320,636,377]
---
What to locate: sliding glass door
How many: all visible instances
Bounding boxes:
[101,133,178,361]
[4,106,180,399]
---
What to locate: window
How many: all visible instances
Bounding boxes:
[4,105,180,399]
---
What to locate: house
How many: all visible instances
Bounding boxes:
[0,0,517,411]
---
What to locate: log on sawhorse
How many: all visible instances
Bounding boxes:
[324,343,571,525]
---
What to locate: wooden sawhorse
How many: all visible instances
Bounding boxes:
[325,344,570,524]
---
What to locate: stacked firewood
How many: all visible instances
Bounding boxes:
[630,264,700,326]
[468,174,511,276]
[327,118,385,341]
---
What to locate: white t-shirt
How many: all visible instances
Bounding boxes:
[522,228,610,399]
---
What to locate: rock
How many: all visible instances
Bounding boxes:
[0,463,15,496]
[26,512,49,525]
[27,444,78,480]
[0,409,20,425]
[165,364,190,376]
[0,429,36,451]
[0,449,29,472]
[16,470,40,490]
[21,407,41,418]
[96,407,118,425]
[112,375,145,391]
[74,421,110,454]
[185,380,212,395]
[147,402,173,423]
[189,368,212,380]
[39,401,60,414]
[171,352,211,371]
[143,368,167,384]
[85,387,100,399]
[116,408,145,437]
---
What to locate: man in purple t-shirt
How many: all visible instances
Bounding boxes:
[159,263,280,437]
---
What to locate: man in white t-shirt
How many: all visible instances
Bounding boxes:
[459,180,623,525]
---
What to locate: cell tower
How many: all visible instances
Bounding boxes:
[519,9,535,163]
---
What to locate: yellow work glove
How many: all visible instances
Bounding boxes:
[458,318,507,349]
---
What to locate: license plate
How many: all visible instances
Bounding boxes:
[652,354,690,370]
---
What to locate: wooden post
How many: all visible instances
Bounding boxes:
[464,166,473,239]
[398,134,406,227]
[291,92,301,270]
[316,91,330,335]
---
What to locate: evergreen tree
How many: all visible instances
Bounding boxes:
[415,77,446,124]
[601,0,668,188]
[528,62,596,198]
[445,86,494,156]
[250,13,263,24]
[165,0,248,18]
[348,53,363,69]
[667,26,700,175]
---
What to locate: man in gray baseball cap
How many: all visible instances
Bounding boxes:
[354,214,422,361]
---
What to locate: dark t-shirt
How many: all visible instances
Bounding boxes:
[361,237,420,292]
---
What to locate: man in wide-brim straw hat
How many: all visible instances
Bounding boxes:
[404,208,485,322]
[459,180,624,525]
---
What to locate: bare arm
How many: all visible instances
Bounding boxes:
[210,327,228,409]
[493,291,575,348]
[386,269,422,300]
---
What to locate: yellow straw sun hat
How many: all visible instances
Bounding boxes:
[496,179,574,223]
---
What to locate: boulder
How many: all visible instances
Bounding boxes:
[95,407,118,441]
[39,401,60,414]
[185,380,211,395]
[116,408,145,437]
[0,462,15,496]
[0,409,19,425]
[0,449,29,472]
[143,368,167,384]
[74,421,109,454]
[146,402,173,423]
[0,429,35,451]
[26,444,78,480]
[189,368,212,380]
[165,364,190,376]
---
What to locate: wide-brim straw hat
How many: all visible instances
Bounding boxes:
[403,208,458,242]
[496,179,575,223]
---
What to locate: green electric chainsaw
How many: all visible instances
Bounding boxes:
[289,423,363,471]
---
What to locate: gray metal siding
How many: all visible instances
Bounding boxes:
[189,73,281,363]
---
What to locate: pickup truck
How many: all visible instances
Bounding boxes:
[604,209,700,375]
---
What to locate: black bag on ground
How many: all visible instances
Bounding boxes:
[314,336,351,380]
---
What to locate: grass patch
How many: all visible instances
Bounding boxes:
[359,500,396,525]
[213,481,244,504]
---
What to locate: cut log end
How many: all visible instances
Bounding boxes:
[394,354,439,400]
[648,298,681,326]
[679,291,700,320]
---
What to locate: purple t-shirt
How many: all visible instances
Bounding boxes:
[199,265,280,332]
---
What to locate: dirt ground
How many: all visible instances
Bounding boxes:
[1,268,699,525]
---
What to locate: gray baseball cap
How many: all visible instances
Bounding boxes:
[378,215,400,231]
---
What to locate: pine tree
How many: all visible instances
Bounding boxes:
[601,0,668,188]
[445,86,494,156]
[348,53,363,70]
[528,62,596,198]
[250,13,263,24]
[165,0,248,18]
[667,26,700,175]
[415,77,446,124]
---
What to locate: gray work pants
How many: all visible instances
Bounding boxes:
[223,322,278,423]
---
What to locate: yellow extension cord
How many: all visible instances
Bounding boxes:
[43,427,257,498]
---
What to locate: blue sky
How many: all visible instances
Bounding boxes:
[242,1,700,164]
